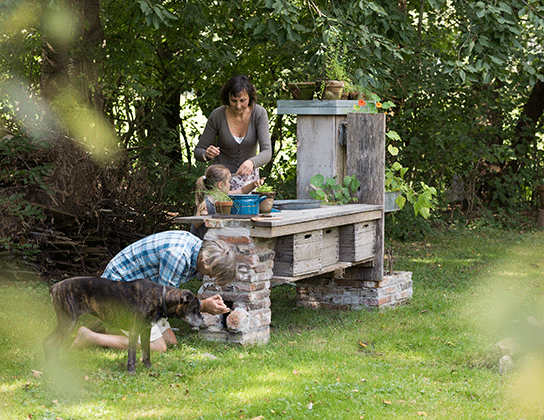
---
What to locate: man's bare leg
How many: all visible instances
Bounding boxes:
[70,327,168,352]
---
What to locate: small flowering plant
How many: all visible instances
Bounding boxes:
[351,94,436,218]
[352,94,395,114]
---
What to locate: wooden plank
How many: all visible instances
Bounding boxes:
[277,100,359,115]
[174,215,210,224]
[251,209,382,238]
[321,227,339,267]
[252,204,381,226]
[273,259,321,277]
[346,113,385,282]
[175,204,382,230]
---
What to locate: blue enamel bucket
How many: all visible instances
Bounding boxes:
[229,194,266,215]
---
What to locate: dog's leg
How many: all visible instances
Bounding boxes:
[140,324,152,369]
[127,323,139,374]
[44,310,79,360]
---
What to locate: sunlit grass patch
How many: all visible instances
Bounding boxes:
[1,226,543,419]
[458,231,544,416]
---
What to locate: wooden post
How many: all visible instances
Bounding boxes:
[296,115,346,199]
[344,113,385,281]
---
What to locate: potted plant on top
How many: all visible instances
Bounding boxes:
[317,31,348,100]
[343,70,376,100]
[286,66,319,100]
[254,183,276,213]
[207,187,233,214]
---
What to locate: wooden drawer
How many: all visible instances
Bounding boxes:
[339,221,377,263]
[273,230,322,276]
[321,227,339,268]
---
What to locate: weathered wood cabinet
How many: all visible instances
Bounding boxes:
[277,100,385,282]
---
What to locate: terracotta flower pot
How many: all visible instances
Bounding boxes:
[258,192,275,213]
[316,80,345,100]
[323,80,345,100]
[215,201,233,214]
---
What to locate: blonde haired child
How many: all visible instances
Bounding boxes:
[195,164,231,218]
[191,164,264,238]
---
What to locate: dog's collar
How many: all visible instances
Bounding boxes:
[161,285,167,317]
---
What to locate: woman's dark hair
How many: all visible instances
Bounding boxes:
[220,75,257,106]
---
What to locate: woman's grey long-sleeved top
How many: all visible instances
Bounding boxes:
[194,105,272,173]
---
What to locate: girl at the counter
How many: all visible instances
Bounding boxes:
[191,164,264,239]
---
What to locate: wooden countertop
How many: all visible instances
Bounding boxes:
[175,203,382,238]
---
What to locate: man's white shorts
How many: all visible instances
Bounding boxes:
[121,318,171,343]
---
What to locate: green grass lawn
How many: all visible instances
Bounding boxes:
[1,225,544,419]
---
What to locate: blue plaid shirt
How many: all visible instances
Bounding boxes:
[102,231,202,288]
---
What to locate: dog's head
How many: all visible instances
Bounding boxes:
[171,290,204,329]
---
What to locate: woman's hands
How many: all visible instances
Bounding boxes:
[200,295,230,315]
[204,145,221,161]
[237,159,255,176]
[203,148,254,178]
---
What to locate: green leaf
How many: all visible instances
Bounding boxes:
[386,131,401,141]
[388,145,399,156]
[310,174,324,187]
[325,177,337,188]
[367,2,387,16]
[395,194,406,209]
[392,162,403,171]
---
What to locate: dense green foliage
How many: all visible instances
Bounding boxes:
[1,0,544,245]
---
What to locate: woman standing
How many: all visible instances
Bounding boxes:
[194,75,272,192]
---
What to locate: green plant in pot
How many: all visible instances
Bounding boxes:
[286,67,319,100]
[207,187,233,214]
[346,70,377,101]
[287,81,316,100]
[255,183,276,213]
[317,31,348,100]
[342,79,371,100]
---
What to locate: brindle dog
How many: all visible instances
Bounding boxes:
[44,276,204,373]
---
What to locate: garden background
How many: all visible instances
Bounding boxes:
[1,1,544,418]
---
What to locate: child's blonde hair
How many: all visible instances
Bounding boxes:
[195,164,231,207]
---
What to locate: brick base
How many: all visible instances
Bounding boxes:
[296,271,413,310]
[197,218,274,345]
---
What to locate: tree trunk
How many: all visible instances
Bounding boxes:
[515,79,544,135]
[72,0,104,112]
[509,79,544,173]
[40,0,104,111]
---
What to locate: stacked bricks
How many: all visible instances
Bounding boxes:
[296,271,412,310]
[197,218,275,344]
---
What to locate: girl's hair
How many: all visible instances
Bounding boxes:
[220,75,257,106]
[200,239,237,286]
[195,164,231,207]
